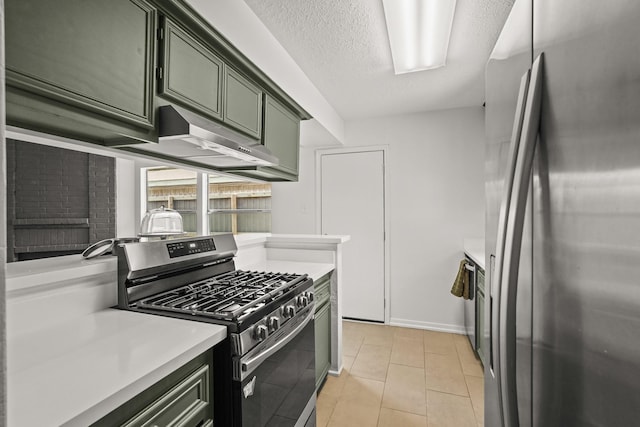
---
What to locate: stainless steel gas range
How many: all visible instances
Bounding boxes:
[116,233,316,427]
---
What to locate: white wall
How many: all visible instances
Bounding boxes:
[271,145,317,234]
[115,158,137,237]
[273,107,485,331]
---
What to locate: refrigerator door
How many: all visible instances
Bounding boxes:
[532,0,640,425]
[484,1,533,426]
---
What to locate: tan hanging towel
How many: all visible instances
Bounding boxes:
[462,265,470,300]
[451,260,469,298]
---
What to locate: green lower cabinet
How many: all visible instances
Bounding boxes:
[315,302,331,389]
[91,350,213,427]
[476,268,486,366]
[315,274,332,389]
[476,289,487,365]
[5,0,157,145]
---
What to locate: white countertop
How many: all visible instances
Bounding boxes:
[5,254,116,293]
[7,309,226,427]
[264,234,350,245]
[464,238,486,270]
[234,233,350,248]
[242,260,334,282]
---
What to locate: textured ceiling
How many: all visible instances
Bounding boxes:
[243,0,514,121]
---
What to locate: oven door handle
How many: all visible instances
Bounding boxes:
[241,305,315,381]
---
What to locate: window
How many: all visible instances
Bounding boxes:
[5,139,116,262]
[146,168,198,236]
[145,167,271,235]
[209,176,272,234]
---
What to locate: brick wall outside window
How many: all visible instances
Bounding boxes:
[6,139,116,262]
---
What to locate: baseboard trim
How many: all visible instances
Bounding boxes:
[389,318,465,335]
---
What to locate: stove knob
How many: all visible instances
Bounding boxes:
[300,295,309,307]
[284,305,296,318]
[268,316,280,331]
[306,291,314,302]
[254,325,268,341]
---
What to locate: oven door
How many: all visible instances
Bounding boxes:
[233,305,316,427]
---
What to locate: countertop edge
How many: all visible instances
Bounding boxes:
[234,233,351,249]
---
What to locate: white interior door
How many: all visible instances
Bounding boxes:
[321,150,385,322]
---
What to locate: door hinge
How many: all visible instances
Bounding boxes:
[157,27,164,41]
[156,67,164,81]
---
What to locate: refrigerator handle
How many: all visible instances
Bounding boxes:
[499,53,544,427]
[490,69,531,426]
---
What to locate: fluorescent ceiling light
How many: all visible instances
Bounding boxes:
[382,0,457,74]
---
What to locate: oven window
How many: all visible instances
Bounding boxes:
[235,320,315,427]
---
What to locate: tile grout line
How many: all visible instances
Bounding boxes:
[456,340,484,426]
[326,323,483,426]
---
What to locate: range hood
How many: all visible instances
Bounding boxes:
[135,105,278,168]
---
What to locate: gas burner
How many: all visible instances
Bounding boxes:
[136,270,308,321]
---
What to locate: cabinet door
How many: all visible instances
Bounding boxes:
[224,68,263,139]
[161,19,224,121]
[315,302,331,389]
[91,350,213,427]
[6,0,156,127]
[263,95,301,179]
[124,364,211,427]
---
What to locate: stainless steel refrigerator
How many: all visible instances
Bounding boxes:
[485,0,640,426]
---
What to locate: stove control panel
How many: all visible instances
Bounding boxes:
[167,238,216,258]
[231,285,314,356]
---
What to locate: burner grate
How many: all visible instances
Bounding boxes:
[137,270,307,321]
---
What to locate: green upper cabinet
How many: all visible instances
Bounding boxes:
[225,94,301,181]
[224,68,263,139]
[160,18,224,121]
[158,17,262,140]
[5,0,311,165]
[262,95,300,178]
[5,0,157,144]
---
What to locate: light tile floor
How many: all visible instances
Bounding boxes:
[317,321,484,427]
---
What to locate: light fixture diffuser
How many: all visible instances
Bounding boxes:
[382,0,457,74]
